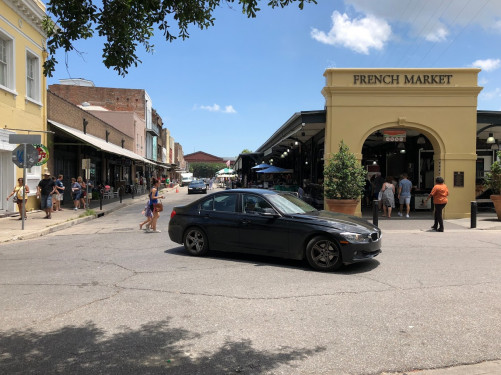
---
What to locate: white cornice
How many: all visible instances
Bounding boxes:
[4,0,47,36]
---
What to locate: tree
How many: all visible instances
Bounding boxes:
[43,0,317,77]
[189,162,227,178]
[241,149,253,154]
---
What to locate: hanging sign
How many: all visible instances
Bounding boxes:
[33,144,49,166]
[384,130,406,142]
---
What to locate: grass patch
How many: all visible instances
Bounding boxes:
[79,208,96,217]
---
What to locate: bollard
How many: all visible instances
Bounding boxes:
[119,186,123,203]
[470,201,477,229]
[131,185,134,199]
[99,189,103,210]
[372,199,379,227]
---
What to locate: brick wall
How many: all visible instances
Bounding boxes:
[48,91,134,150]
[49,84,147,120]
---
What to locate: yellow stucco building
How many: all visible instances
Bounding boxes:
[323,68,482,219]
[0,0,47,213]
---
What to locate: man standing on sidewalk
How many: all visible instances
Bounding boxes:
[398,173,413,218]
[37,170,56,219]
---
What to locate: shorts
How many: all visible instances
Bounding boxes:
[399,196,411,205]
[40,194,52,209]
[73,192,81,201]
[56,193,63,201]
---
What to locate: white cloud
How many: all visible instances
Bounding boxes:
[425,27,449,42]
[471,59,501,72]
[311,11,391,54]
[197,104,237,114]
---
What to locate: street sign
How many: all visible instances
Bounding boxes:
[82,158,91,170]
[33,144,49,166]
[8,134,41,144]
[12,144,38,168]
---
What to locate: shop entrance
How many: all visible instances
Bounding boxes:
[322,68,481,218]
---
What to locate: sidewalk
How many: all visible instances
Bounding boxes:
[0,186,176,244]
[2,190,500,244]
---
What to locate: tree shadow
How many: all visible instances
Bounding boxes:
[0,319,325,374]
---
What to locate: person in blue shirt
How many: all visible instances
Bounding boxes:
[398,173,413,218]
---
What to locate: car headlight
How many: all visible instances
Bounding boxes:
[340,232,371,243]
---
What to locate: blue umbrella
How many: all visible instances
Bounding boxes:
[251,163,270,169]
[256,166,288,173]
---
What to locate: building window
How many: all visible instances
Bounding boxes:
[26,50,40,102]
[0,30,15,92]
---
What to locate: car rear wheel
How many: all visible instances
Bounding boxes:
[183,227,209,256]
[305,236,342,271]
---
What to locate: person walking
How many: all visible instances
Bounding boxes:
[37,170,56,219]
[77,176,87,209]
[139,201,153,231]
[424,176,449,232]
[148,177,165,233]
[381,176,395,218]
[6,177,30,220]
[398,173,413,218]
[70,177,82,210]
[54,174,65,211]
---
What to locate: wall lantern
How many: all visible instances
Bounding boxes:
[416,136,426,145]
[486,133,496,144]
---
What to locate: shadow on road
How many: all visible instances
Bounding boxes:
[0,319,325,374]
[165,247,380,274]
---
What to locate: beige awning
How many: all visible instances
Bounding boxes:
[49,120,155,165]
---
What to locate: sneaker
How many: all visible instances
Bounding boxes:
[144,224,151,231]
[74,208,78,211]
[151,229,161,233]
[406,214,409,218]
[398,212,402,217]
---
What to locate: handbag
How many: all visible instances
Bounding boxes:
[13,196,18,203]
[154,201,163,212]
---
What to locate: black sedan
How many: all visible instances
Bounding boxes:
[168,189,381,272]
[187,180,207,194]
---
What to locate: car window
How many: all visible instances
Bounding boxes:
[242,194,275,214]
[200,198,213,211]
[267,193,317,214]
[213,194,237,212]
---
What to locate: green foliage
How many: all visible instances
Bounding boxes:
[323,141,366,200]
[241,149,253,154]
[43,0,317,77]
[484,151,501,195]
[189,162,227,178]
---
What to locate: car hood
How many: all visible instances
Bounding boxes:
[288,210,379,233]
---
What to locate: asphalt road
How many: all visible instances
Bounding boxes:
[0,191,500,375]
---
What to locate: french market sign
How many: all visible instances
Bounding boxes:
[33,144,49,166]
[384,130,406,142]
[353,74,453,85]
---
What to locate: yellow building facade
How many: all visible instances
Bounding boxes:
[322,68,482,219]
[0,0,47,213]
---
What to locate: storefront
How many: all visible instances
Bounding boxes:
[237,68,501,219]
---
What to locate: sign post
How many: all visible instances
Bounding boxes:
[9,134,42,230]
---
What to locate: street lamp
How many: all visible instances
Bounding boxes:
[487,133,496,144]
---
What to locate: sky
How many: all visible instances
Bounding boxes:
[45,0,501,158]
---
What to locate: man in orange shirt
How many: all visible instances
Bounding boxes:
[424,176,449,232]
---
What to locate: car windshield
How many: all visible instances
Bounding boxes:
[190,181,204,186]
[268,193,317,214]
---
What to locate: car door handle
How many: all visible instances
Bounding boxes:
[241,219,250,225]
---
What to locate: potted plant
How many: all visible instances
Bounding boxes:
[483,150,501,220]
[323,140,366,215]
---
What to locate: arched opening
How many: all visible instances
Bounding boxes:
[360,124,444,214]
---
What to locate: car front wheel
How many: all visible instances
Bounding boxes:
[183,227,209,256]
[305,236,342,271]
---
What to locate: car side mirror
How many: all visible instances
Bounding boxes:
[259,208,279,218]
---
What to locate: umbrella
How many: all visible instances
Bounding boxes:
[256,166,292,174]
[216,168,234,175]
[251,163,270,169]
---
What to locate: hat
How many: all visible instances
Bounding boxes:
[43,168,51,175]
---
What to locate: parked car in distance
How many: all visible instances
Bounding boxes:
[187,180,207,195]
[168,189,382,271]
